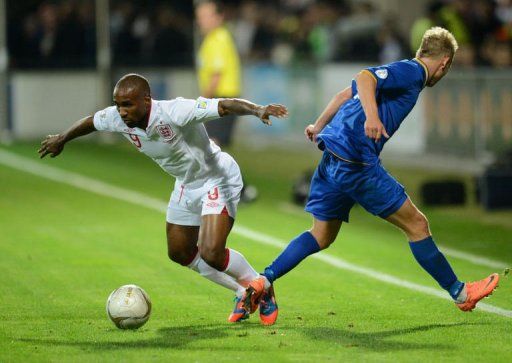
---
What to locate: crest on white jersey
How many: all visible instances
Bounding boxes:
[375,69,388,79]
[197,99,208,109]
[156,124,176,143]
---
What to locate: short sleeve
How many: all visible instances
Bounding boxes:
[93,106,120,131]
[162,97,220,127]
[364,61,419,91]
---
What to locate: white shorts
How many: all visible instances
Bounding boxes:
[166,152,243,226]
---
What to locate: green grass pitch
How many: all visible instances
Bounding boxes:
[1,141,511,362]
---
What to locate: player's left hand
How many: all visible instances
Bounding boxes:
[258,104,288,126]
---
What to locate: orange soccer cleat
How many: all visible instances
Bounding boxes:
[456,273,500,312]
[259,285,278,325]
[242,276,266,314]
[228,296,249,323]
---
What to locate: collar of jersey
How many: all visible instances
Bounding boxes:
[145,99,157,131]
[413,58,429,88]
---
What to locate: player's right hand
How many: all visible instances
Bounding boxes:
[258,104,288,126]
[38,134,65,158]
[305,124,319,143]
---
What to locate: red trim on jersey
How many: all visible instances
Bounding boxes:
[143,101,152,130]
[222,248,230,271]
[220,205,229,216]
[178,185,185,204]
[182,246,199,266]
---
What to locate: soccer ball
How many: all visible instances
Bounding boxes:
[106,284,152,329]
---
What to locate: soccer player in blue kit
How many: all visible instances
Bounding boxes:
[242,27,500,325]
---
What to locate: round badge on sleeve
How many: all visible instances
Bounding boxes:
[376,69,388,79]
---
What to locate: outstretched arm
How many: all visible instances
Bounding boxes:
[38,115,96,158]
[356,71,389,142]
[305,86,352,142]
[218,98,288,126]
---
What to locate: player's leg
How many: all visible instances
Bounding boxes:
[198,159,260,322]
[255,153,350,288]
[166,222,242,292]
[199,212,259,322]
[198,155,259,289]
[243,152,353,320]
[385,198,499,310]
[242,217,343,325]
[353,163,472,304]
[385,198,466,298]
[261,218,342,285]
[199,212,259,290]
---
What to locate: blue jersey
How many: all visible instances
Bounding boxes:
[317,59,428,165]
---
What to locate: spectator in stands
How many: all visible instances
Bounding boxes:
[378,16,406,63]
[152,4,192,66]
[7,0,512,69]
[438,0,471,46]
[231,0,258,61]
[332,1,381,62]
[410,1,444,53]
[482,37,512,67]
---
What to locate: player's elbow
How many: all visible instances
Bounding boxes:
[217,99,236,117]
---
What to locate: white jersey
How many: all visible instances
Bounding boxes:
[93,97,227,186]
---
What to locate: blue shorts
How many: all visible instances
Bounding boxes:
[305,152,407,222]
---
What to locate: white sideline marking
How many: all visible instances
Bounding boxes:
[279,201,509,270]
[441,247,508,270]
[1,148,510,319]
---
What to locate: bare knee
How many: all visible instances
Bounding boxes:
[167,248,189,265]
[166,223,199,266]
[199,244,226,271]
[308,219,342,250]
[404,213,430,241]
[310,231,335,249]
[167,244,198,266]
[166,234,198,266]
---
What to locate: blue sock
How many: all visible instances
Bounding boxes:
[409,236,464,299]
[263,231,320,284]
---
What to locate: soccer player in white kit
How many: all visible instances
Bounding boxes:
[39,73,288,324]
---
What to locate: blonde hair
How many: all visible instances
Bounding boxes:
[416,27,458,59]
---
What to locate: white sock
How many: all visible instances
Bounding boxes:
[262,276,271,290]
[454,284,468,304]
[187,252,244,295]
[223,248,259,288]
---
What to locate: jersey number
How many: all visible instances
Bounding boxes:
[129,134,142,148]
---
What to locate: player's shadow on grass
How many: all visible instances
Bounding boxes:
[300,322,480,351]
[18,322,486,353]
[18,323,251,351]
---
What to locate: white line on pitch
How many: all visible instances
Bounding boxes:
[0,148,510,319]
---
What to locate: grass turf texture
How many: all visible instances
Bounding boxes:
[1,141,511,362]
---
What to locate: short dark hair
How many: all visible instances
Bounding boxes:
[115,73,151,97]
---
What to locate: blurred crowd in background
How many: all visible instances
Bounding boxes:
[7,0,512,69]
